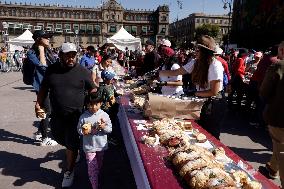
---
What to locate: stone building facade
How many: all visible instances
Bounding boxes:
[169,13,230,46]
[0,0,169,48]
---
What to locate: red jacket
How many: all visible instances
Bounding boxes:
[216,56,231,81]
[232,56,246,78]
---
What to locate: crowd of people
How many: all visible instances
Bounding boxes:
[0,29,283,188]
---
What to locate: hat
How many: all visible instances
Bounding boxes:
[254,51,263,58]
[214,46,223,55]
[196,35,216,53]
[101,70,116,80]
[161,47,175,57]
[145,39,155,46]
[61,43,77,53]
[161,39,171,47]
[32,30,52,40]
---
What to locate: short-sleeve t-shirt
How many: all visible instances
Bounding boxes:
[41,63,96,114]
[160,63,184,96]
[182,58,224,92]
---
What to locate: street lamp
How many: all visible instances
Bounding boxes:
[222,0,232,52]
[2,22,9,49]
[74,29,79,50]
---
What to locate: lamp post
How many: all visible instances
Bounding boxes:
[222,0,232,52]
[74,29,79,51]
[2,22,9,49]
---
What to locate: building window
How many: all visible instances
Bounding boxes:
[136,15,141,21]
[64,24,71,30]
[131,26,137,35]
[112,14,115,20]
[125,15,130,20]
[125,26,130,32]
[160,27,166,34]
[73,24,79,33]
[109,25,116,33]
[142,26,147,34]
[80,24,86,33]
[148,25,154,32]
[87,25,93,34]
[161,16,167,21]
[94,25,101,34]
[220,20,223,24]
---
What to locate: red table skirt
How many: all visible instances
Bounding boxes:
[118,95,279,189]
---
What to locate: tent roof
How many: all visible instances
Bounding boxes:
[12,29,34,41]
[7,29,34,45]
[109,27,136,40]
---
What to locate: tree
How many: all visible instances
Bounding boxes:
[195,24,220,39]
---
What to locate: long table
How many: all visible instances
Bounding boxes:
[118,95,279,189]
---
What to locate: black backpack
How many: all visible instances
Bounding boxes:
[22,57,35,85]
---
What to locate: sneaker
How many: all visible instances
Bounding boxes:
[40,138,58,146]
[265,163,279,179]
[33,131,42,141]
[62,170,74,188]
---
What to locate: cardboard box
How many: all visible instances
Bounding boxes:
[144,93,206,120]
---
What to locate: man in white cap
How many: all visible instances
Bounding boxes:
[161,39,171,47]
[35,42,96,187]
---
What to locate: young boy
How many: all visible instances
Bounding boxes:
[96,70,119,117]
[77,92,112,189]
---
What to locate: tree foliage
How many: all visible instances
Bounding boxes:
[195,24,220,39]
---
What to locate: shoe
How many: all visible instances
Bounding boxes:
[75,153,80,163]
[266,163,279,179]
[40,138,58,146]
[33,131,42,141]
[62,170,74,188]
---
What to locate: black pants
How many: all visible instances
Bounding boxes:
[198,97,227,140]
[228,75,245,110]
[37,93,51,139]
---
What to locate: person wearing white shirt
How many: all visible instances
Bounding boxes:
[159,35,225,139]
[158,46,183,96]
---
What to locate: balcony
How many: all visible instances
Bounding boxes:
[46,27,53,32]
[34,26,42,31]
[54,28,63,33]
[64,29,73,34]
[23,25,33,30]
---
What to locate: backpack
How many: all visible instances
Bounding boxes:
[223,71,229,87]
[22,57,35,85]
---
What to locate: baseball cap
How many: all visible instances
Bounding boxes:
[214,46,223,55]
[101,70,116,80]
[145,39,155,46]
[32,30,53,40]
[61,43,77,53]
[161,39,171,47]
[161,47,175,57]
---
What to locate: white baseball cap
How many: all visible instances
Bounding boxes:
[214,46,223,55]
[161,39,171,47]
[61,43,77,53]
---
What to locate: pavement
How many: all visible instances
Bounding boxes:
[0,72,281,189]
[0,72,136,189]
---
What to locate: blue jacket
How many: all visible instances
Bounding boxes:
[77,109,112,152]
[27,47,56,92]
[80,54,96,70]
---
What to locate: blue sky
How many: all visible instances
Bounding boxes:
[8,0,229,22]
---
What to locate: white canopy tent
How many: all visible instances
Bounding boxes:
[106,27,141,51]
[7,29,34,46]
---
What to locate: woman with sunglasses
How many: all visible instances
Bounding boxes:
[159,35,225,139]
